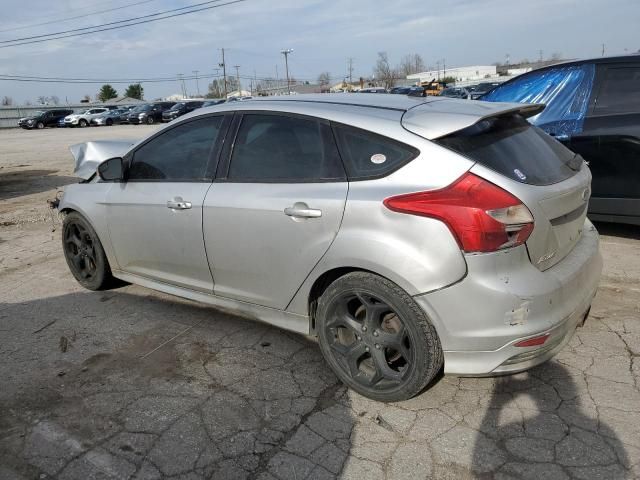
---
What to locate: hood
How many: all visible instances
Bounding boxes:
[65,114,80,120]
[70,140,136,179]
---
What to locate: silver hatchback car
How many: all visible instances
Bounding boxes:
[58,94,602,401]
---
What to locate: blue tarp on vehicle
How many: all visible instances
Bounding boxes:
[482,64,596,139]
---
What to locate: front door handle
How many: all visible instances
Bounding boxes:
[284,202,322,218]
[167,197,192,210]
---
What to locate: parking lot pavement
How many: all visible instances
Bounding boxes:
[1,127,640,479]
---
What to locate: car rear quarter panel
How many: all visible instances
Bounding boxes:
[286,140,473,316]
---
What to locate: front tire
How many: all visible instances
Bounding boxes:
[106,118,113,126]
[62,212,114,290]
[316,272,443,402]
[146,116,154,125]
[36,122,45,129]
[78,119,88,127]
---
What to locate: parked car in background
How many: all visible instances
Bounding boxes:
[389,87,412,94]
[58,94,601,402]
[18,109,73,129]
[226,96,253,102]
[117,106,137,124]
[91,108,129,126]
[128,102,175,124]
[162,101,204,122]
[468,82,502,99]
[358,87,387,93]
[64,108,109,127]
[202,99,226,107]
[482,55,640,225]
[440,87,471,99]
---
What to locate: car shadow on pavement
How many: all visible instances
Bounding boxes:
[0,169,77,201]
[0,290,356,479]
[471,361,631,478]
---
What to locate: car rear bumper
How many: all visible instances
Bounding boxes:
[414,218,602,375]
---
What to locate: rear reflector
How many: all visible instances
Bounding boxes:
[383,172,534,253]
[514,333,550,347]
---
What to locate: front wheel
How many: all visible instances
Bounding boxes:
[36,122,45,129]
[62,212,114,290]
[316,272,443,402]
[106,118,113,126]
[78,119,88,127]
[146,116,154,125]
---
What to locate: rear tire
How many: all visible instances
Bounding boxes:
[62,212,114,291]
[316,272,443,402]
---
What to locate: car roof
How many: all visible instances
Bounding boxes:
[527,54,640,71]
[178,93,542,140]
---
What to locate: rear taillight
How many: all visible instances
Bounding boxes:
[383,172,534,253]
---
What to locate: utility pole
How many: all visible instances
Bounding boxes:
[234,65,241,95]
[281,48,293,94]
[436,60,440,80]
[192,70,200,97]
[219,48,228,98]
[442,58,446,79]
[177,73,187,98]
[347,57,354,84]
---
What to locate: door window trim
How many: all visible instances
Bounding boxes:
[124,113,233,183]
[215,110,348,184]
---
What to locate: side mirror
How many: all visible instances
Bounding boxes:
[98,157,124,182]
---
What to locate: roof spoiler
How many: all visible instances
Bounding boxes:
[401,100,546,140]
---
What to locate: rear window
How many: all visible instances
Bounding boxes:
[436,114,580,185]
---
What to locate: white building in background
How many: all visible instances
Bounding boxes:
[407,65,498,84]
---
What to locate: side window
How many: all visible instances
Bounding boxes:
[594,67,640,115]
[332,125,418,179]
[227,114,345,182]
[129,116,224,181]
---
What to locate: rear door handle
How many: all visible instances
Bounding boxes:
[284,202,322,218]
[167,197,192,210]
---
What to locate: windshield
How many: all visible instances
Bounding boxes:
[131,105,150,113]
[169,103,186,110]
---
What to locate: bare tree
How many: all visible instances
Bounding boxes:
[317,72,331,87]
[81,94,91,103]
[1,96,12,106]
[25,99,32,106]
[48,95,60,105]
[374,52,397,89]
[37,95,47,104]
[398,54,426,77]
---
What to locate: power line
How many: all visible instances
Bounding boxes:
[0,0,250,49]
[0,0,161,34]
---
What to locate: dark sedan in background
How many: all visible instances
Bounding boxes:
[128,102,175,124]
[162,101,204,122]
[18,109,73,129]
[482,55,640,225]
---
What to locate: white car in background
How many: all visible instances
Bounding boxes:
[64,108,109,128]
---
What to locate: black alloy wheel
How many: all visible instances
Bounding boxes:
[317,272,443,402]
[106,118,113,126]
[62,212,113,290]
[146,116,154,125]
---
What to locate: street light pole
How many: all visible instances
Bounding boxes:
[192,70,200,97]
[281,48,293,94]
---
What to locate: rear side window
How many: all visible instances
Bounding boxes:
[593,67,640,115]
[228,114,345,182]
[436,114,580,186]
[333,125,418,179]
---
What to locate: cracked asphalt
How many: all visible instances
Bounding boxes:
[1,127,640,479]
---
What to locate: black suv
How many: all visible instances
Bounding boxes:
[482,55,640,225]
[128,102,176,125]
[162,101,204,122]
[18,109,73,129]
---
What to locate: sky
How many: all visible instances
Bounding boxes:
[0,0,639,104]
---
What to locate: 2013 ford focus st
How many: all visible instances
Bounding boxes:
[57,94,602,402]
